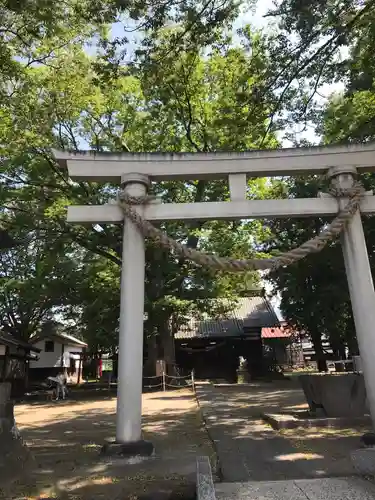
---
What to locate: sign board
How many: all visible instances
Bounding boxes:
[102,359,113,372]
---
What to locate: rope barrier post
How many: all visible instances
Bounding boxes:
[162,370,166,392]
[112,173,154,457]
[329,166,375,431]
[191,369,195,390]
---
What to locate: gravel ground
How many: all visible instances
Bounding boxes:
[1,389,214,500]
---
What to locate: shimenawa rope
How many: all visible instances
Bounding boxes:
[117,182,364,272]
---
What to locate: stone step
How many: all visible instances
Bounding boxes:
[215,477,375,500]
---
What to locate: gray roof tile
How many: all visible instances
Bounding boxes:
[174,296,279,339]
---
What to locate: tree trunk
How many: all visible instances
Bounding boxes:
[161,322,176,375]
[24,361,29,392]
[345,312,359,356]
[1,346,9,381]
[330,335,347,361]
[312,335,327,372]
[144,335,158,377]
[348,336,359,357]
[339,343,347,360]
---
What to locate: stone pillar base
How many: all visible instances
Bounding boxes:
[236,369,250,384]
[360,432,375,447]
[101,439,154,458]
[352,447,375,475]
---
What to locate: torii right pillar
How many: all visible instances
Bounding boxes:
[329,166,375,430]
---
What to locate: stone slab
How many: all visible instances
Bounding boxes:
[216,480,306,500]
[215,478,375,500]
[299,374,367,418]
[351,448,375,476]
[197,456,216,500]
[296,477,375,500]
[263,412,371,430]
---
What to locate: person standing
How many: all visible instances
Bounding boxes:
[55,371,67,400]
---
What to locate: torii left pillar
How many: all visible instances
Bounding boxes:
[103,173,154,458]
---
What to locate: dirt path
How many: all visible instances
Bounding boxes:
[1,389,214,500]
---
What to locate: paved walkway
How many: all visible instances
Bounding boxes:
[195,382,362,483]
[216,477,375,500]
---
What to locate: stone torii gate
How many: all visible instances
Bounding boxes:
[55,142,375,455]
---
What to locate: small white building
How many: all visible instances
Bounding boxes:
[29,323,87,382]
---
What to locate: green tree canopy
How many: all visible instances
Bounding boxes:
[0,234,83,340]
[257,0,375,142]
[0,0,244,91]
[1,27,277,366]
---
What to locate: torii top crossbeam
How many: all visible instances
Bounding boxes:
[54,142,375,181]
[54,143,375,224]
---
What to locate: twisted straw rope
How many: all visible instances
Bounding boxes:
[117,182,364,272]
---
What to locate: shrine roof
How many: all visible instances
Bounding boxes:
[30,321,88,348]
[174,295,279,340]
[0,331,41,353]
[261,326,292,339]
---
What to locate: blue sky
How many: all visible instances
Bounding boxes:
[108,0,274,59]
[107,0,342,147]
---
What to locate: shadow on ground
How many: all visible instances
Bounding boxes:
[3,382,368,498]
[2,389,210,500]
